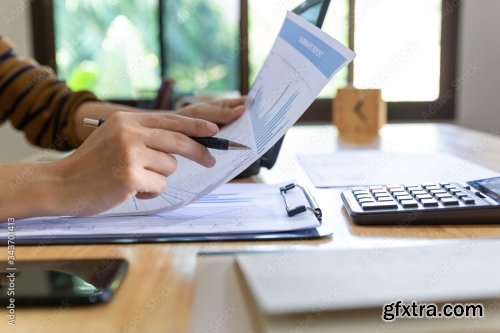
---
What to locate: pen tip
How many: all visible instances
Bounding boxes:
[228,141,251,150]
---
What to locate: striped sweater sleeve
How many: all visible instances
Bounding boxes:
[0,36,99,150]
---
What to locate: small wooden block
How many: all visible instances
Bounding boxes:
[333,88,387,141]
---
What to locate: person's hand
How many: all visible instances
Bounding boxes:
[173,97,246,126]
[51,111,221,216]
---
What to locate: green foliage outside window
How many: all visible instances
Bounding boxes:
[162,0,239,92]
[54,0,239,99]
[55,0,160,99]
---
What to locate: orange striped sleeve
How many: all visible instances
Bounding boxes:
[0,36,99,150]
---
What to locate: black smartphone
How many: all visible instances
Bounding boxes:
[0,258,128,307]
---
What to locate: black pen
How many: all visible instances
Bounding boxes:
[83,117,250,151]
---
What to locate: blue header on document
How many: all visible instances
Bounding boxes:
[279,15,347,78]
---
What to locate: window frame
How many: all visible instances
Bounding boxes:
[31,0,460,122]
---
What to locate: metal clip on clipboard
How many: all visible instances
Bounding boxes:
[280,183,322,222]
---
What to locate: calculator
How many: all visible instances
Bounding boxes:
[341,177,500,225]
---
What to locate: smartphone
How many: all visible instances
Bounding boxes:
[0,258,128,306]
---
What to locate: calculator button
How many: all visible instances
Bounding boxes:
[443,184,455,189]
[422,183,439,187]
[455,192,467,198]
[361,202,399,210]
[430,190,447,195]
[353,190,370,195]
[389,187,405,193]
[406,186,423,191]
[386,184,402,189]
[475,192,486,198]
[462,197,476,205]
[377,197,396,202]
[374,192,390,197]
[415,194,433,200]
[421,199,439,207]
[372,189,389,194]
[401,200,419,208]
[358,198,376,204]
[397,195,413,202]
[355,194,373,200]
[404,184,419,189]
[369,186,385,190]
[410,190,427,196]
[449,188,461,194]
[392,191,408,197]
[424,185,441,191]
[440,198,459,206]
[435,193,452,199]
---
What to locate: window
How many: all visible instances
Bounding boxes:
[31,0,459,120]
[53,0,161,100]
[353,0,442,102]
[161,0,240,93]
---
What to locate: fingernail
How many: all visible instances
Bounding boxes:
[207,154,216,167]
[207,122,219,134]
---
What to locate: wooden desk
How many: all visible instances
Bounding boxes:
[2,123,500,333]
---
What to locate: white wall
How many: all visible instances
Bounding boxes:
[457,0,500,134]
[0,0,42,162]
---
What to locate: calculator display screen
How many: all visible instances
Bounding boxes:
[468,177,500,202]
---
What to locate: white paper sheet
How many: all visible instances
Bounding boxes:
[101,12,355,216]
[298,151,500,188]
[236,241,500,313]
[1,184,320,241]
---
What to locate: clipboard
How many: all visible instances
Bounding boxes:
[0,183,332,246]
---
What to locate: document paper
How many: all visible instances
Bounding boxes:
[102,12,355,216]
[299,151,500,188]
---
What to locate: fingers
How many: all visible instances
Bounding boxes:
[202,103,246,124]
[142,148,178,177]
[135,112,219,137]
[144,129,216,168]
[134,169,168,199]
[213,96,247,108]
[176,97,247,125]
[105,112,217,169]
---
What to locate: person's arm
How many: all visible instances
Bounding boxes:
[0,101,246,221]
[0,36,98,150]
[71,96,247,144]
[0,162,66,221]
[0,36,246,221]
[0,108,245,221]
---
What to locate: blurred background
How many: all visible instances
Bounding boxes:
[48,0,440,101]
[1,0,499,161]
